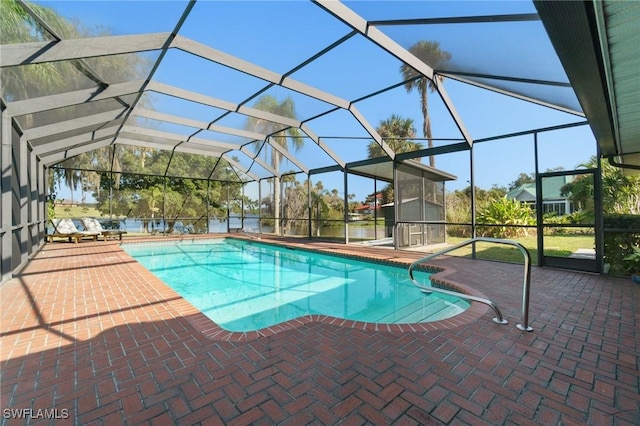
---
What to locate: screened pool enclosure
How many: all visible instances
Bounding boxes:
[2,0,638,282]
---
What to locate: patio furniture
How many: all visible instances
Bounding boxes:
[82,217,128,241]
[48,218,100,243]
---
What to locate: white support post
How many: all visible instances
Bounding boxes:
[30,149,38,249]
[39,159,47,242]
[1,106,13,282]
[19,136,29,266]
[344,169,349,244]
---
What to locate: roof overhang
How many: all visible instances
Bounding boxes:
[535,0,640,172]
[347,157,457,183]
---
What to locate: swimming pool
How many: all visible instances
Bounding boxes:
[122,239,470,332]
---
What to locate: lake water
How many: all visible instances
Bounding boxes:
[97,215,387,240]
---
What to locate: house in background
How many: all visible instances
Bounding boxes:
[349,205,369,221]
[363,192,384,214]
[506,175,576,216]
[351,192,384,218]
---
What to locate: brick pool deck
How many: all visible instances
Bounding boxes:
[1,236,638,425]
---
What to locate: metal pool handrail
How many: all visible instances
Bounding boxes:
[408,237,533,331]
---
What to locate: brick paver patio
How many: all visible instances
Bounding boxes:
[1,236,638,425]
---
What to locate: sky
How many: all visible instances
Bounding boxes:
[38,0,597,204]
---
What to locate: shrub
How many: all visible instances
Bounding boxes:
[603,214,640,275]
[543,214,570,235]
[477,197,535,238]
[623,246,640,275]
[446,225,471,238]
[542,212,592,235]
[47,200,55,219]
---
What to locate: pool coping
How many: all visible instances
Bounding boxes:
[119,234,490,342]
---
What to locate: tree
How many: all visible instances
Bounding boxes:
[508,173,535,191]
[3,0,154,203]
[245,95,303,234]
[1,0,69,100]
[508,167,564,191]
[400,40,451,168]
[281,174,307,233]
[310,181,328,236]
[91,149,240,233]
[562,156,640,215]
[366,115,425,204]
[380,185,394,205]
[367,114,423,159]
[2,0,73,200]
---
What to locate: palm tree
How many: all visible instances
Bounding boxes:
[367,115,424,207]
[3,0,71,202]
[1,1,68,100]
[367,114,423,159]
[310,181,328,237]
[245,95,303,234]
[401,40,451,168]
[563,156,640,215]
[2,0,151,207]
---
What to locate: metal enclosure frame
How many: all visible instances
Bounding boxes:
[2,0,630,282]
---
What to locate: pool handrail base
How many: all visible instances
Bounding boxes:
[408,237,533,331]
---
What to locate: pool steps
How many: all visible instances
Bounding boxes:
[408,237,533,332]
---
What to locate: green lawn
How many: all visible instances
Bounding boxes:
[53,205,102,218]
[445,234,595,265]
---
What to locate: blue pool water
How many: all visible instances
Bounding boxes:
[122,239,469,332]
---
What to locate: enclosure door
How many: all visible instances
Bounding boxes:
[537,170,599,272]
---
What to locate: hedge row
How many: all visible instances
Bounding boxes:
[603,214,640,275]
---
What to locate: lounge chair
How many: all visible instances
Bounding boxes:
[82,217,127,241]
[48,218,100,243]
